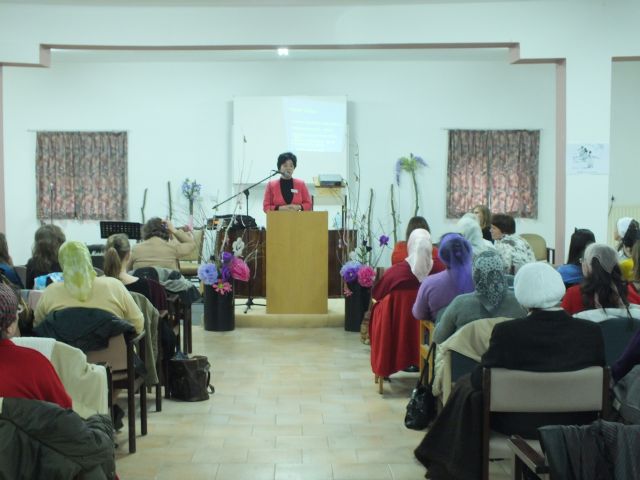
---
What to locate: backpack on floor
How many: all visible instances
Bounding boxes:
[168,353,214,401]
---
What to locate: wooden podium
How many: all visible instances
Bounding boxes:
[266,211,328,314]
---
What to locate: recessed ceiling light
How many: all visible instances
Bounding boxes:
[277,48,289,57]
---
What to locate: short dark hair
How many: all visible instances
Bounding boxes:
[491,213,516,235]
[277,152,297,170]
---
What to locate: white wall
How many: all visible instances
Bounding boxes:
[610,61,640,207]
[3,54,555,264]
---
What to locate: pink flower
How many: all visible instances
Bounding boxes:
[230,257,250,282]
[343,285,353,297]
[213,281,233,295]
[357,265,376,288]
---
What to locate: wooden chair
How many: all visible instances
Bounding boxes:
[167,293,192,354]
[86,331,147,454]
[419,319,435,379]
[482,366,609,480]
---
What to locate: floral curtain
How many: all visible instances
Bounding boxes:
[36,132,128,220]
[446,129,539,218]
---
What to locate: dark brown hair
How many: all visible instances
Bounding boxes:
[490,213,516,235]
[0,233,11,265]
[31,224,66,272]
[405,216,430,240]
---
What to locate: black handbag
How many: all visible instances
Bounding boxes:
[404,343,437,430]
[168,353,215,401]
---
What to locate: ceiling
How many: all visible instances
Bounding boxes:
[0,0,540,6]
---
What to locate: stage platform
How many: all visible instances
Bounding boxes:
[192,298,346,328]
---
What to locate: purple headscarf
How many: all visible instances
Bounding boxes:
[438,233,475,295]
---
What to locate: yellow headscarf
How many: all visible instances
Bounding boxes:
[58,241,96,302]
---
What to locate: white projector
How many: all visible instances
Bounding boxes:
[318,174,344,187]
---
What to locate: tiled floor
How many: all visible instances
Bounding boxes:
[115,324,510,479]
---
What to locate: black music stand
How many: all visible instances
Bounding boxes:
[99,221,142,240]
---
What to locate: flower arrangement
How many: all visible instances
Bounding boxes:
[395,153,427,217]
[181,178,202,215]
[197,250,250,295]
[340,234,389,295]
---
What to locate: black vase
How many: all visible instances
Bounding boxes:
[203,285,235,332]
[344,281,371,332]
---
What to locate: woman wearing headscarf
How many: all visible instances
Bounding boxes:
[456,213,494,258]
[412,233,474,322]
[433,249,527,344]
[615,217,636,260]
[415,263,605,480]
[390,216,445,273]
[556,228,595,287]
[561,243,640,315]
[371,229,433,302]
[369,229,433,377]
[34,241,143,333]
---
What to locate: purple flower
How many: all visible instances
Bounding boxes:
[413,154,427,167]
[197,263,218,285]
[379,235,389,247]
[340,261,362,283]
[220,265,231,282]
[394,160,402,185]
[221,251,233,264]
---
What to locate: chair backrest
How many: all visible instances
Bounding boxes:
[598,316,640,366]
[14,265,27,287]
[485,366,607,413]
[181,229,204,262]
[520,233,548,262]
[86,334,128,371]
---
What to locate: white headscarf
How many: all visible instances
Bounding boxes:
[617,217,634,239]
[514,262,565,309]
[406,228,433,282]
[456,213,493,256]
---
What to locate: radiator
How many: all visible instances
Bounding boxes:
[609,205,640,245]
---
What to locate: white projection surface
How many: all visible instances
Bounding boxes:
[232,96,348,185]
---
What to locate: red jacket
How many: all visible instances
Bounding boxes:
[561,284,640,315]
[0,339,72,409]
[390,241,446,274]
[262,178,312,212]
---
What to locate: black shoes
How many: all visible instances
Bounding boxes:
[403,365,420,373]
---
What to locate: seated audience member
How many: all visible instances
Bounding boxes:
[561,243,640,316]
[390,216,445,273]
[0,283,72,408]
[615,217,637,260]
[0,233,23,288]
[25,224,66,289]
[34,241,143,333]
[373,228,433,302]
[433,249,527,344]
[456,213,494,258]
[490,213,536,274]
[415,262,605,479]
[128,217,195,271]
[618,222,640,281]
[557,228,595,288]
[412,233,474,322]
[472,204,493,242]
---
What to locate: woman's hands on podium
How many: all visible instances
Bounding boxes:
[279,204,303,212]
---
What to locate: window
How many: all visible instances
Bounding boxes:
[446,129,539,218]
[36,131,128,220]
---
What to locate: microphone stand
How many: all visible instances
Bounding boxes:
[211,170,279,313]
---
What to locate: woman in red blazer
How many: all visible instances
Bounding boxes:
[262,152,312,212]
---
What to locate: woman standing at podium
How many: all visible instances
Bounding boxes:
[263,152,312,212]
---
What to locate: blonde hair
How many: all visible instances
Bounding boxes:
[103,233,131,278]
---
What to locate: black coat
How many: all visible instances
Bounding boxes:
[415,309,606,480]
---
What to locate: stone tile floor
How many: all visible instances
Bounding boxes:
[115,326,510,479]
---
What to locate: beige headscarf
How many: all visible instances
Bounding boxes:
[406,228,433,282]
[58,241,96,302]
